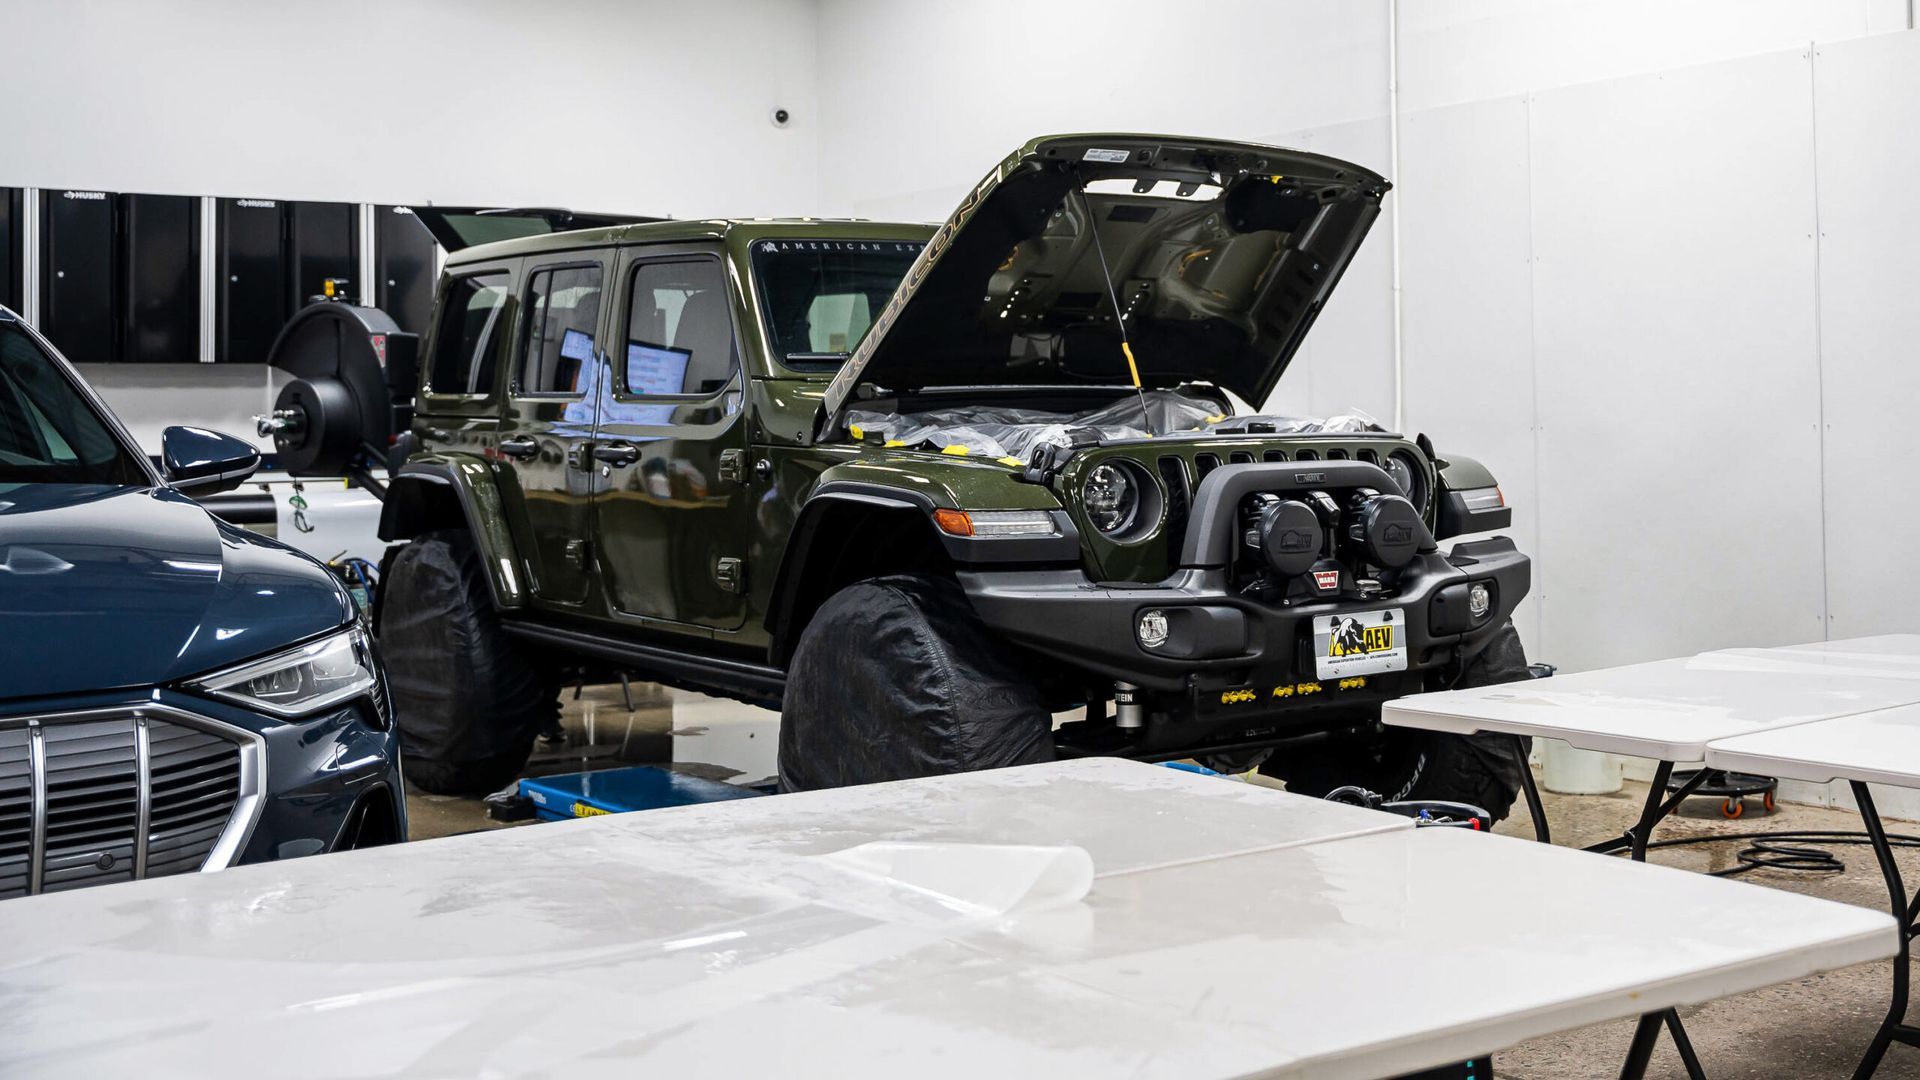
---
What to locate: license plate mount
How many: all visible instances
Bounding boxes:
[1312,608,1408,679]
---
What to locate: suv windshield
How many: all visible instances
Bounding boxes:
[0,322,148,486]
[750,240,923,367]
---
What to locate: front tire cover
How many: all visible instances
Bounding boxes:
[375,530,556,796]
[1261,621,1534,820]
[778,574,1053,792]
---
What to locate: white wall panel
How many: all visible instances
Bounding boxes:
[1527,49,1825,671]
[1395,94,1541,651]
[815,0,1389,219]
[1811,30,1920,641]
[1278,118,1397,424]
[73,363,285,455]
[1398,0,1900,112]
[0,0,820,219]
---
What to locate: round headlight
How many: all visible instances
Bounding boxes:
[1083,462,1140,535]
[1384,450,1427,506]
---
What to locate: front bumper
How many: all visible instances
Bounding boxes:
[0,687,403,899]
[957,536,1530,699]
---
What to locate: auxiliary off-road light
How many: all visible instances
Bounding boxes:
[1137,609,1170,649]
[1468,582,1492,619]
[932,509,1059,538]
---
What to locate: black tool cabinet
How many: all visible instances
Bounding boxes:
[375,205,436,337]
[39,190,118,364]
[15,189,454,365]
[119,193,201,363]
[0,188,21,313]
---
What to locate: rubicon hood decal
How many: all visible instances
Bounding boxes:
[821,134,1389,428]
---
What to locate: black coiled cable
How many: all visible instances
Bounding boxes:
[1641,828,1920,878]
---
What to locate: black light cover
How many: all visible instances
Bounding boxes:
[1350,492,1423,569]
[1258,498,1324,577]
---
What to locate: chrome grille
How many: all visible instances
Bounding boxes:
[0,708,252,900]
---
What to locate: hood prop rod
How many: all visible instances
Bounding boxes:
[1073,178,1156,437]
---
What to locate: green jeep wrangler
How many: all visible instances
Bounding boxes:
[307,134,1533,810]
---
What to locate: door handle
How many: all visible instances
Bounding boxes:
[496,436,539,460]
[592,441,641,468]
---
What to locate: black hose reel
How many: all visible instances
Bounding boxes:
[260,300,419,480]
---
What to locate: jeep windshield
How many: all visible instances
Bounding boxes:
[0,321,148,486]
[750,239,924,370]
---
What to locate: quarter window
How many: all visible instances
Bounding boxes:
[518,264,604,396]
[426,272,510,396]
[623,260,736,396]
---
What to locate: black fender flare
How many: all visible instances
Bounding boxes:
[378,457,528,610]
[764,484,936,665]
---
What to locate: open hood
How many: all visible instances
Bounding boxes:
[405,206,663,253]
[822,134,1388,427]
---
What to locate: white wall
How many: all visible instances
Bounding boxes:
[0,0,821,446]
[1397,0,1909,110]
[70,363,288,456]
[0,0,820,218]
[813,0,1391,221]
[1383,19,1920,811]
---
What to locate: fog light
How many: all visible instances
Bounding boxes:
[1137,609,1170,649]
[1468,582,1492,619]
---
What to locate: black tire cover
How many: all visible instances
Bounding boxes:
[778,574,1053,792]
[376,530,556,795]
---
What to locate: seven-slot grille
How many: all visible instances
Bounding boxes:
[0,710,247,899]
[1153,444,1401,552]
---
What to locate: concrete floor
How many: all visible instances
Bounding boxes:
[405,685,1920,1079]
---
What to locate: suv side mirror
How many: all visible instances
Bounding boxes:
[162,426,261,496]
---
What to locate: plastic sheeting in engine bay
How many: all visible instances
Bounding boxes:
[845,389,1384,460]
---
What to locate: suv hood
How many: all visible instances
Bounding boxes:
[406,206,662,253]
[822,133,1388,425]
[0,484,355,704]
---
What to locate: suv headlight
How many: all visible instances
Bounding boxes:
[1080,459,1161,542]
[190,627,379,718]
[1384,449,1428,508]
[1084,462,1140,534]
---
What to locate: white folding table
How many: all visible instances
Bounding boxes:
[1385,652,1920,854]
[0,757,1896,1080]
[1708,700,1920,1078]
[1385,635,1920,1077]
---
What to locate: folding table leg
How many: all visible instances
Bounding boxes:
[1849,781,1920,1079]
[1576,761,1713,1076]
[1663,1007,1708,1079]
[1618,1012,1665,1080]
[1514,733,1551,844]
[1585,760,1711,859]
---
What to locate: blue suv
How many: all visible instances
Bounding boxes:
[0,306,404,899]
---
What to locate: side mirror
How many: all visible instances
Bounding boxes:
[162,426,261,496]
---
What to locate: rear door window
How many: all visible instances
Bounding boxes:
[622,258,735,397]
[517,263,604,396]
[425,271,511,396]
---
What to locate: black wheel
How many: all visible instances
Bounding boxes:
[375,530,558,796]
[778,573,1054,792]
[1261,621,1535,821]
